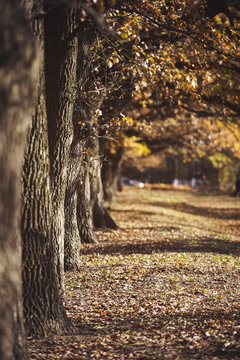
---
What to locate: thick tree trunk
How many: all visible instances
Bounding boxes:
[22,3,73,337]
[0,1,36,359]
[22,60,73,337]
[44,6,78,288]
[64,25,98,264]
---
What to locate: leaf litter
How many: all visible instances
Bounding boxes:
[28,187,240,359]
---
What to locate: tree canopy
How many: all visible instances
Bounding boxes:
[88,0,240,182]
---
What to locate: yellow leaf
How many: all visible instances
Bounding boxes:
[121,32,128,39]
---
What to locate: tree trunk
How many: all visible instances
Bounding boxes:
[77,159,97,243]
[21,9,73,337]
[101,141,124,205]
[0,1,36,358]
[64,24,98,261]
[64,104,84,270]
[44,6,78,288]
[91,137,118,229]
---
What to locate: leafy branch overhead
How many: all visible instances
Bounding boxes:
[40,0,240,191]
[74,0,240,165]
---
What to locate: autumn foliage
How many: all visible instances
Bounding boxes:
[81,0,240,182]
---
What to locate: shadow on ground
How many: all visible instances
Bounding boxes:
[110,208,157,216]
[149,201,240,220]
[82,236,240,256]
[73,309,240,359]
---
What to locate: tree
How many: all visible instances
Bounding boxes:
[64,21,100,270]
[44,5,79,288]
[22,62,73,336]
[65,0,240,217]
[0,1,37,358]
[96,0,240,193]
[21,0,76,335]
[64,12,121,268]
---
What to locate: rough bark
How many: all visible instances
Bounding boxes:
[64,24,98,264]
[0,1,36,358]
[21,2,73,337]
[77,159,97,243]
[44,6,78,288]
[22,62,73,337]
[101,141,124,205]
[64,154,83,269]
[64,100,84,269]
[91,137,118,229]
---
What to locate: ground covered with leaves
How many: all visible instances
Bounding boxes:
[28,187,240,359]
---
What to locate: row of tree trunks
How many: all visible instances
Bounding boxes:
[0,1,37,358]
[64,23,118,269]
[0,3,122,354]
[21,0,122,337]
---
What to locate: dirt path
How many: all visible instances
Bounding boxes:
[28,187,240,359]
